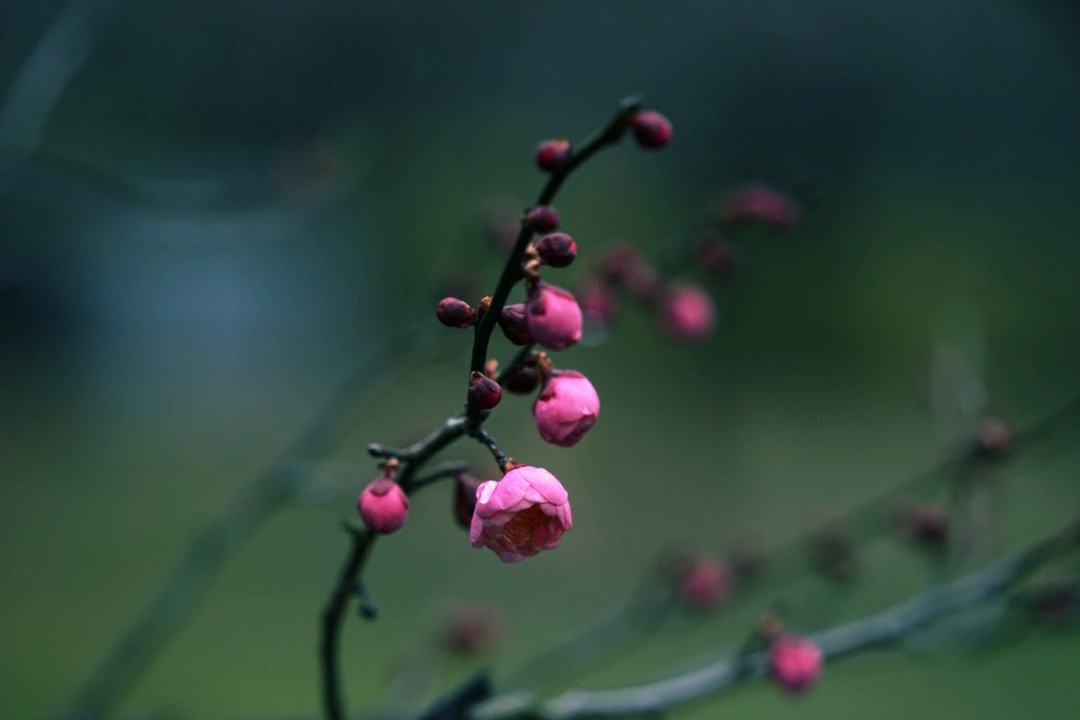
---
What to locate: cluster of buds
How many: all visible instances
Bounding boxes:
[356,106,673,565]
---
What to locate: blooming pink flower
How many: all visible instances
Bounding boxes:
[661,284,715,341]
[357,477,409,534]
[679,556,732,609]
[527,283,583,350]
[533,371,600,447]
[769,635,823,694]
[470,465,572,563]
[719,184,801,230]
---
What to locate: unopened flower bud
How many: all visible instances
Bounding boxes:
[697,235,736,279]
[580,278,619,329]
[769,635,823,694]
[436,297,476,328]
[527,283,583,350]
[631,110,673,149]
[533,371,600,447]
[468,371,502,410]
[440,604,504,655]
[677,555,732,610]
[719,184,801,230]
[906,504,949,546]
[661,284,715,341]
[526,205,560,232]
[504,363,540,395]
[453,473,485,529]
[535,232,578,268]
[976,416,1014,458]
[809,525,856,582]
[498,303,533,346]
[535,138,571,172]
[358,477,409,534]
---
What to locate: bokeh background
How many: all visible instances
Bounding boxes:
[2,0,1080,718]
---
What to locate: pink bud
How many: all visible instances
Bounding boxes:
[535,138,571,172]
[440,603,504,655]
[470,465,572,563]
[504,363,540,395]
[769,635,823,694]
[357,477,409,534]
[678,556,732,610]
[468,372,502,410]
[527,283,583,350]
[526,205,560,232]
[499,303,534,346]
[696,235,736,279]
[436,297,476,328]
[719,184,801,230]
[533,371,600,447]
[661,284,715,341]
[580,278,619,328]
[631,110,673,149]
[535,232,577,268]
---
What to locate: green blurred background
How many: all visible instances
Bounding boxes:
[2,0,1079,718]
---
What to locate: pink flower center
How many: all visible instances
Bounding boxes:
[502,505,548,546]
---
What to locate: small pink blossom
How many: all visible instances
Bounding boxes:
[527,283,583,350]
[357,477,409,534]
[533,371,600,447]
[720,184,801,230]
[469,465,572,563]
[679,556,732,610]
[661,284,715,341]
[769,635,823,694]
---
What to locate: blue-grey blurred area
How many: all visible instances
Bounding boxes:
[2,1,1080,718]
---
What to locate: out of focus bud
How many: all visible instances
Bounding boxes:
[976,415,1014,459]
[533,371,600,447]
[769,635,823,694]
[677,555,732,610]
[808,524,855,582]
[498,303,534,346]
[580,278,619,328]
[436,297,476,328]
[1027,578,1078,625]
[358,477,409,534]
[535,232,578,268]
[525,205,560,232]
[468,371,502,411]
[439,603,504,655]
[661,284,715,341]
[905,504,950,546]
[696,234,736,279]
[719,184,801,230]
[504,362,540,395]
[631,110,673,149]
[527,283,583,350]
[453,472,485,529]
[535,138,571,172]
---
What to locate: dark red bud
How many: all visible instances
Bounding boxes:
[808,526,856,583]
[525,205,560,232]
[504,364,540,394]
[436,297,476,328]
[535,138,571,172]
[453,472,484,528]
[697,235,736,279]
[498,303,533,345]
[908,504,949,545]
[535,232,578,268]
[468,371,502,410]
[631,110,672,149]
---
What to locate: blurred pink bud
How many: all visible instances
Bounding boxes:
[436,297,476,328]
[579,278,619,328]
[535,232,578,268]
[526,205,560,232]
[720,184,802,230]
[535,138,571,172]
[533,371,600,447]
[470,465,572,563]
[679,556,732,610]
[809,524,856,582]
[468,372,502,410]
[661,284,715,341]
[769,635,823,694]
[358,477,409,534]
[527,283,583,350]
[631,110,673,149]
[696,235,736,279]
[976,416,1014,458]
[440,604,504,654]
[499,303,534,346]
[907,504,949,545]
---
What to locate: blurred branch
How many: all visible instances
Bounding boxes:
[321,97,645,720]
[470,516,1080,720]
[60,322,437,719]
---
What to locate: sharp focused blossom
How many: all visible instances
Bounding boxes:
[358,477,409,534]
[527,283,583,350]
[769,635,823,694]
[533,371,600,447]
[469,465,572,563]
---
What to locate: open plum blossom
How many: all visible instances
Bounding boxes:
[526,282,583,350]
[470,465,572,563]
[533,371,600,447]
[769,635,823,694]
[661,283,715,341]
